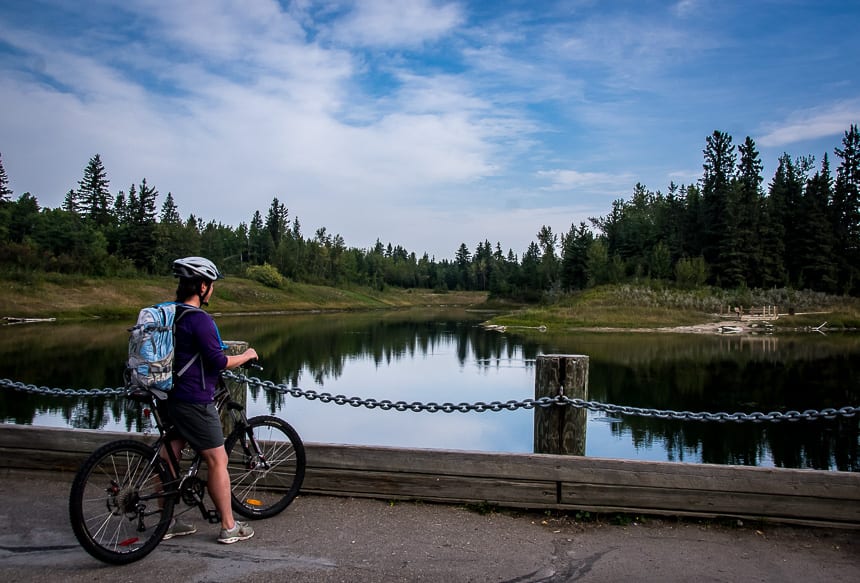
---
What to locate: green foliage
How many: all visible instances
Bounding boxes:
[246,263,286,288]
[674,257,708,289]
[1,125,858,300]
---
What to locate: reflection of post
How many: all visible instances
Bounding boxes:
[221,341,249,436]
[534,354,588,455]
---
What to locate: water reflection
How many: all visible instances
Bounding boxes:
[0,310,857,470]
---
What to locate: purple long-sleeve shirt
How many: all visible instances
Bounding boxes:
[171,305,228,404]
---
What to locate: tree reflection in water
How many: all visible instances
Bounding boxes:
[0,310,857,470]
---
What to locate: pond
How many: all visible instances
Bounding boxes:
[0,308,858,471]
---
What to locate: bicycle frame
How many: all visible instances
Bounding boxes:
[71,366,305,565]
[130,379,255,525]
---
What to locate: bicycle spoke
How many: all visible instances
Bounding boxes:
[225,416,305,519]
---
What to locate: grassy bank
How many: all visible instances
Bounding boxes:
[3,275,859,330]
[0,274,490,320]
[487,285,860,331]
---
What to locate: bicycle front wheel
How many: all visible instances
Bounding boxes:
[69,439,175,564]
[225,415,305,519]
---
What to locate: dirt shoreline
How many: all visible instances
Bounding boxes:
[573,318,836,335]
[576,320,766,334]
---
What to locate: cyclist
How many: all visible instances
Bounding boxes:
[162,256,260,544]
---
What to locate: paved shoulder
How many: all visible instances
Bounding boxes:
[0,471,857,582]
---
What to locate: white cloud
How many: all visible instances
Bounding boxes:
[1,0,857,260]
[758,100,860,147]
[673,0,700,18]
[331,0,463,48]
[536,169,634,193]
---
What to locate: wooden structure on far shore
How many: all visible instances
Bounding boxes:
[719,305,779,321]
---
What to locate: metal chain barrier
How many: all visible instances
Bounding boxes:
[221,371,860,424]
[0,378,126,398]
[2,373,858,423]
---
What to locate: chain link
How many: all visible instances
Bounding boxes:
[2,373,858,423]
[0,378,127,397]
[222,371,859,423]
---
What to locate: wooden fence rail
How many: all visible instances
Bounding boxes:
[0,424,857,529]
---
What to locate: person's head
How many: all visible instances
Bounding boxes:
[173,256,223,306]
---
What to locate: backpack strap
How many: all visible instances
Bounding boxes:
[176,353,200,377]
[173,304,203,382]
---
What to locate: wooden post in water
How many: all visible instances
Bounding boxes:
[221,341,249,436]
[534,354,588,455]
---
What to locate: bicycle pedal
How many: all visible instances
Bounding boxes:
[206,510,221,524]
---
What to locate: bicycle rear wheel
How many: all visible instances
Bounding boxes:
[69,439,175,564]
[225,415,305,519]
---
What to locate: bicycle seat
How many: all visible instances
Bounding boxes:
[127,387,169,402]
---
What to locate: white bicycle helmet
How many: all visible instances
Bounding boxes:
[172,256,223,281]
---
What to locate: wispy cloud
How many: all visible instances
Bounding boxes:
[330,0,463,47]
[0,0,857,259]
[758,100,860,147]
[536,169,634,193]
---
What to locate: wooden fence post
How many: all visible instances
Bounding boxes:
[534,354,588,455]
[221,341,249,436]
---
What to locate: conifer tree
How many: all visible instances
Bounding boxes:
[796,155,837,291]
[662,182,686,263]
[536,225,558,290]
[159,192,182,224]
[682,184,705,258]
[265,197,289,249]
[62,189,79,214]
[759,158,789,287]
[78,154,113,227]
[700,130,737,285]
[732,137,764,286]
[121,179,158,271]
[248,210,271,265]
[776,154,813,286]
[560,222,592,290]
[832,124,860,292]
[454,243,472,289]
[0,152,12,203]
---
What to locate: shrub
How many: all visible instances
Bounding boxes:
[245,263,285,288]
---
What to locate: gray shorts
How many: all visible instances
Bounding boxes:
[166,400,225,452]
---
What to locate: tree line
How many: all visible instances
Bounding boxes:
[0,124,858,298]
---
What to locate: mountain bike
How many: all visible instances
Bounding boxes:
[68,369,306,564]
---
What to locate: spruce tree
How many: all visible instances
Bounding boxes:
[78,154,113,227]
[662,182,686,263]
[796,155,837,291]
[682,184,705,258]
[700,130,737,285]
[560,222,592,290]
[0,152,12,203]
[777,155,813,286]
[121,179,158,271]
[248,210,271,265]
[159,192,182,224]
[832,124,860,293]
[265,197,289,249]
[733,137,764,286]
[536,225,558,290]
[62,189,79,214]
[759,158,789,287]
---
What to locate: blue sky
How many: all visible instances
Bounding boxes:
[1,0,858,260]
